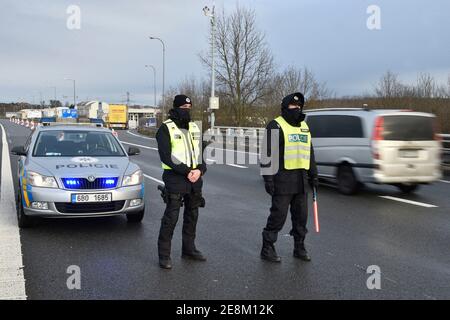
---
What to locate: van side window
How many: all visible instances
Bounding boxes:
[307,115,364,138]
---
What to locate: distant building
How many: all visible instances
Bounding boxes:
[128,106,160,129]
[77,101,110,120]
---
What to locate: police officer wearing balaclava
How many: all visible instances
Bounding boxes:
[260,92,318,262]
[156,94,207,269]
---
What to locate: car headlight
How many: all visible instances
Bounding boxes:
[27,171,58,188]
[122,170,143,187]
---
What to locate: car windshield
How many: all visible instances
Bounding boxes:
[32,130,126,157]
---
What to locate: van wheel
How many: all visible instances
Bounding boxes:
[17,192,35,228]
[396,184,419,194]
[126,207,145,223]
[337,165,360,195]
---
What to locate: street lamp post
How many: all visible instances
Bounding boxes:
[64,78,76,107]
[145,65,157,107]
[203,5,218,128]
[148,36,166,120]
[50,87,57,101]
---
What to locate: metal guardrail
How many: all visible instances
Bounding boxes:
[209,126,450,143]
[208,126,265,138]
[207,127,450,170]
[441,134,450,153]
[205,126,264,151]
[441,134,450,174]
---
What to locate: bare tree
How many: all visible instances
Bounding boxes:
[200,6,274,126]
[416,72,436,98]
[436,74,450,98]
[374,70,404,98]
[270,66,331,103]
[446,74,450,98]
[161,76,211,127]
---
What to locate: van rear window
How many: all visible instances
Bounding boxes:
[383,115,434,141]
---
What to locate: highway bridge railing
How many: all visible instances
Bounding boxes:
[206,126,450,174]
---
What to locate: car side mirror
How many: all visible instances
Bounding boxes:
[11,146,27,156]
[127,147,140,156]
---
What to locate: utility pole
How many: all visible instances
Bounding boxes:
[64,78,76,108]
[126,91,130,106]
[203,5,219,128]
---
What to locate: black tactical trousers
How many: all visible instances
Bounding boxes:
[158,192,202,258]
[263,192,308,243]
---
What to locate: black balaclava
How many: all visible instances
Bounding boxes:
[281,92,305,126]
[169,94,192,129]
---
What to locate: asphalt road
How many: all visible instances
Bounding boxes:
[1,119,449,300]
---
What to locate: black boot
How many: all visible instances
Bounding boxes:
[159,257,172,269]
[182,249,207,261]
[293,239,311,262]
[260,231,281,263]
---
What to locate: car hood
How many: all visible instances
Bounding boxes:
[28,156,133,179]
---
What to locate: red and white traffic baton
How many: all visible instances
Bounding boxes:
[312,186,320,233]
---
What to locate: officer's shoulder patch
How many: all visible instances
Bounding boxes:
[301,128,309,133]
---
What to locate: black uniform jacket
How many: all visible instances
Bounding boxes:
[260,118,318,195]
[156,118,207,194]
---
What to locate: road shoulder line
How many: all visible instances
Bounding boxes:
[0,124,27,300]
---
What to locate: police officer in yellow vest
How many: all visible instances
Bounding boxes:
[156,94,207,269]
[260,92,318,262]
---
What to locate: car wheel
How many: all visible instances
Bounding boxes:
[126,207,145,223]
[337,164,360,195]
[17,192,35,228]
[396,183,419,194]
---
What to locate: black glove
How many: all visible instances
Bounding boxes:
[264,180,275,196]
[309,177,319,190]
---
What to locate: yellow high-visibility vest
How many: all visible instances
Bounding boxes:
[161,119,201,170]
[274,116,311,170]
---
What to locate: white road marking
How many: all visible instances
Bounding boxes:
[378,196,437,208]
[126,130,155,140]
[0,124,27,300]
[225,163,248,169]
[143,174,164,185]
[208,146,259,156]
[206,158,248,169]
[438,179,450,184]
[120,140,158,151]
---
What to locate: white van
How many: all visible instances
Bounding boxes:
[305,108,442,194]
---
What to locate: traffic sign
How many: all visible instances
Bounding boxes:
[209,96,219,110]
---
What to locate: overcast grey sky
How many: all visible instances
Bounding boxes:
[0,0,449,105]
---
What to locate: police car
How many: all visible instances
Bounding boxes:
[11,124,145,227]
